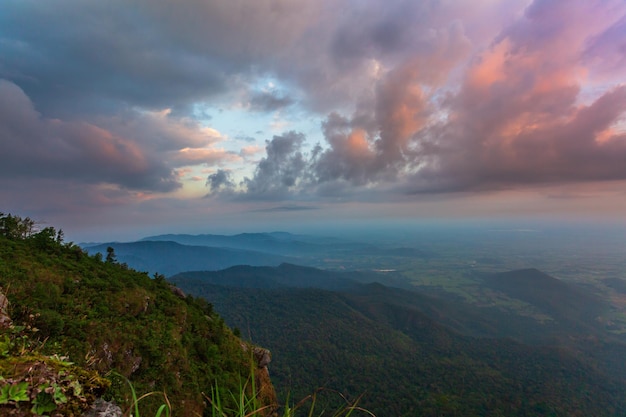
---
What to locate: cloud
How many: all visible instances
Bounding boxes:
[0,0,505,119]
[239,145,265,160]
[100,109,224,152]
[170,148,241,168]
[250,205,319,212]
[583,14,626,82]
[212,0,626,201]
[248,90,295,112]
[206,169,235,193]
[0,0,321,117]
[241,132,316,200]
[401,0,626,193]
[0,80,181,192]
[0,177,144,220]
[4,0,626,212]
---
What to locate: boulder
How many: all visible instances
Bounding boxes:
[0,289,12,328]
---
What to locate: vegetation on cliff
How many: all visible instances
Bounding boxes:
[0,213,262,415]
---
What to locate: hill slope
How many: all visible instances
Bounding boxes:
[482,268,606,329]
[0,217,266,415]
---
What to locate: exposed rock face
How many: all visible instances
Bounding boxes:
[169,285,186,299]
[0,288,12,328]
[242,344,278,416]
[253,347,272,368]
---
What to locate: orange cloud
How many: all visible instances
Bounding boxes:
[346,129,373,158]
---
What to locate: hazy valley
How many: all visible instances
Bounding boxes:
[76,223,626,416]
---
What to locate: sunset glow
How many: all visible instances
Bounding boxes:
[1,0,626,240]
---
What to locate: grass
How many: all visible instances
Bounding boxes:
[112,372,171,417]
[205,375,376,417]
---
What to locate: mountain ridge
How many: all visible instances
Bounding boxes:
[83,240,294,276]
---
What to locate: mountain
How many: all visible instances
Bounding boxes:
[87,232,438,274]
[82,240,293,276]
[171,264,612,342]
[171,262,417,291]
[139,231,369,257]
[170,264,626,416]
[481,268,608,333]
[0,216,272,416]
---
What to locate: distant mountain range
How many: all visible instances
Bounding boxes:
[170,264,626,416]
[82,240,293,276]
[82,232,433,276]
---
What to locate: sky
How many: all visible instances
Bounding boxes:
[1,0,626,241]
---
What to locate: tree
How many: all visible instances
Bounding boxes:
[0,213,36,239]
[56,229,64,244]
[105,246,117,263]
[31,227,57,250]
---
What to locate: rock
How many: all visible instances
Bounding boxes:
[241,343,277,416]
[0,288,12,328]
[169,285,186,299]
[82,399,123,417]
[253,347,272,369]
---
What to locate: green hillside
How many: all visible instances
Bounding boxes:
[0,213,265,416]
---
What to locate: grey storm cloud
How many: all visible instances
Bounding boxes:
[0,0,470,117]
[0,0,323,117]
[0,1,228,118]
[329,0,435,64]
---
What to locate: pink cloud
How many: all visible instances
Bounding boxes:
[405,0,626,192]
[0,80,180,192]
[239,145,264,160]
[170,148,241,167]
[99,109,224,152]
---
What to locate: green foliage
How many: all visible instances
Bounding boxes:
[0,381,29,404]
[105,246,117,263]
[0,212,260,415]
[111,372,171,417]
[0,213,36,240]
[31,382,68,414]
[0,325,109,416]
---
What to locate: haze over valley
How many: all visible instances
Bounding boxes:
[77,222,626,415]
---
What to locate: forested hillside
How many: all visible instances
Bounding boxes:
[172,265,626,417]
[0,213,264,416]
